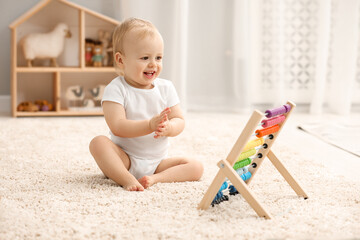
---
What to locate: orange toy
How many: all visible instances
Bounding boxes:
[35,100,53,111]
[17,102,39,112]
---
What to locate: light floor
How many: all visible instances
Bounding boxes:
[281,112,360,183]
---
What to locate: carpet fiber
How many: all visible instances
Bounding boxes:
[1,113,359,239]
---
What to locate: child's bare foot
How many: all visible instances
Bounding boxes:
[123,180,144,191]
[138,176,155,189]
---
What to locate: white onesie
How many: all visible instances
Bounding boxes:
[102,76,180,179]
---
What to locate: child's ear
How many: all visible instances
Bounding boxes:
[115,52,124,66]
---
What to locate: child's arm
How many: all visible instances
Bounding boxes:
[103,101,170,138]
[154,104,185,138]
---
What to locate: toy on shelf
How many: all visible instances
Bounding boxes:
[89,84,105,107]
[91,41,103,67]
[85,31,113,67]
[85,38,94,67]
[98,30,111,66]
[17,101,39,112]
[21,23,72,67]
[106,40,113,67]
[65,85,85,110]
[65,85,105,111]
[198,101,308,219]
[83,99,95,108]
[35,100,53,111]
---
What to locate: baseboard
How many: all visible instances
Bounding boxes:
[0,95,11,113]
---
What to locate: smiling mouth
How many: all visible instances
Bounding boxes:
[144,71,155,79]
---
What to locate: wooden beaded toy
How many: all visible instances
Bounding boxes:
[198,101,308,219]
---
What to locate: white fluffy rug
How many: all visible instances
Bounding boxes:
[0,113,359,239]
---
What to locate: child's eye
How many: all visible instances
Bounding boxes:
[141,57,149,60]
[156,56,162,61]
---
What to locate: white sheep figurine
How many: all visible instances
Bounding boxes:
[65,85,85,108]
[21,23,72,67]
[65,85,84,101]
[89,84,106,101]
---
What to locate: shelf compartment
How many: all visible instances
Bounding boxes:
[60,72,116,113]
[16,67,116,73]
[84,11,116,68]
[16,72,57,114]
[16,0,80,68]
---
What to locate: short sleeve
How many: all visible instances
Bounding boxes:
[101,78,125,107]
[166,81,180,108]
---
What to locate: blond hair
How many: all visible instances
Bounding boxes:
[112,18,159,75]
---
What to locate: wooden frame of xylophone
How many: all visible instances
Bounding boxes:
[197,101,308,219]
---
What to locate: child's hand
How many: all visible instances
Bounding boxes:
[149,108,171,133]
[154,113,172,139]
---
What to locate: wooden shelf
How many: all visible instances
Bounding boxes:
[9,0,120,117]
[16,110,103,117]
[16,67,116,73]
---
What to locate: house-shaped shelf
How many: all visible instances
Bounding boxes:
[9,0,120,117]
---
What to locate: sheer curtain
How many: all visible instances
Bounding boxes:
[113,0,360,114]
[311,0,360,115]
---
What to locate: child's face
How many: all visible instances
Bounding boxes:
[118,29,164,89]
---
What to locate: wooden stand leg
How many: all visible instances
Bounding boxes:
[198,171,226,210]
[218,160,272,219]
[267,150,308,199]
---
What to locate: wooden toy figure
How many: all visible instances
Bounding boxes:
[98,30,111,66]
[85,38,94,66]
[92,41,103,67]
[106,40,114,67]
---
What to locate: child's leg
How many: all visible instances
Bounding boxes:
[138,157,203,189]
[89,135,144,191]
